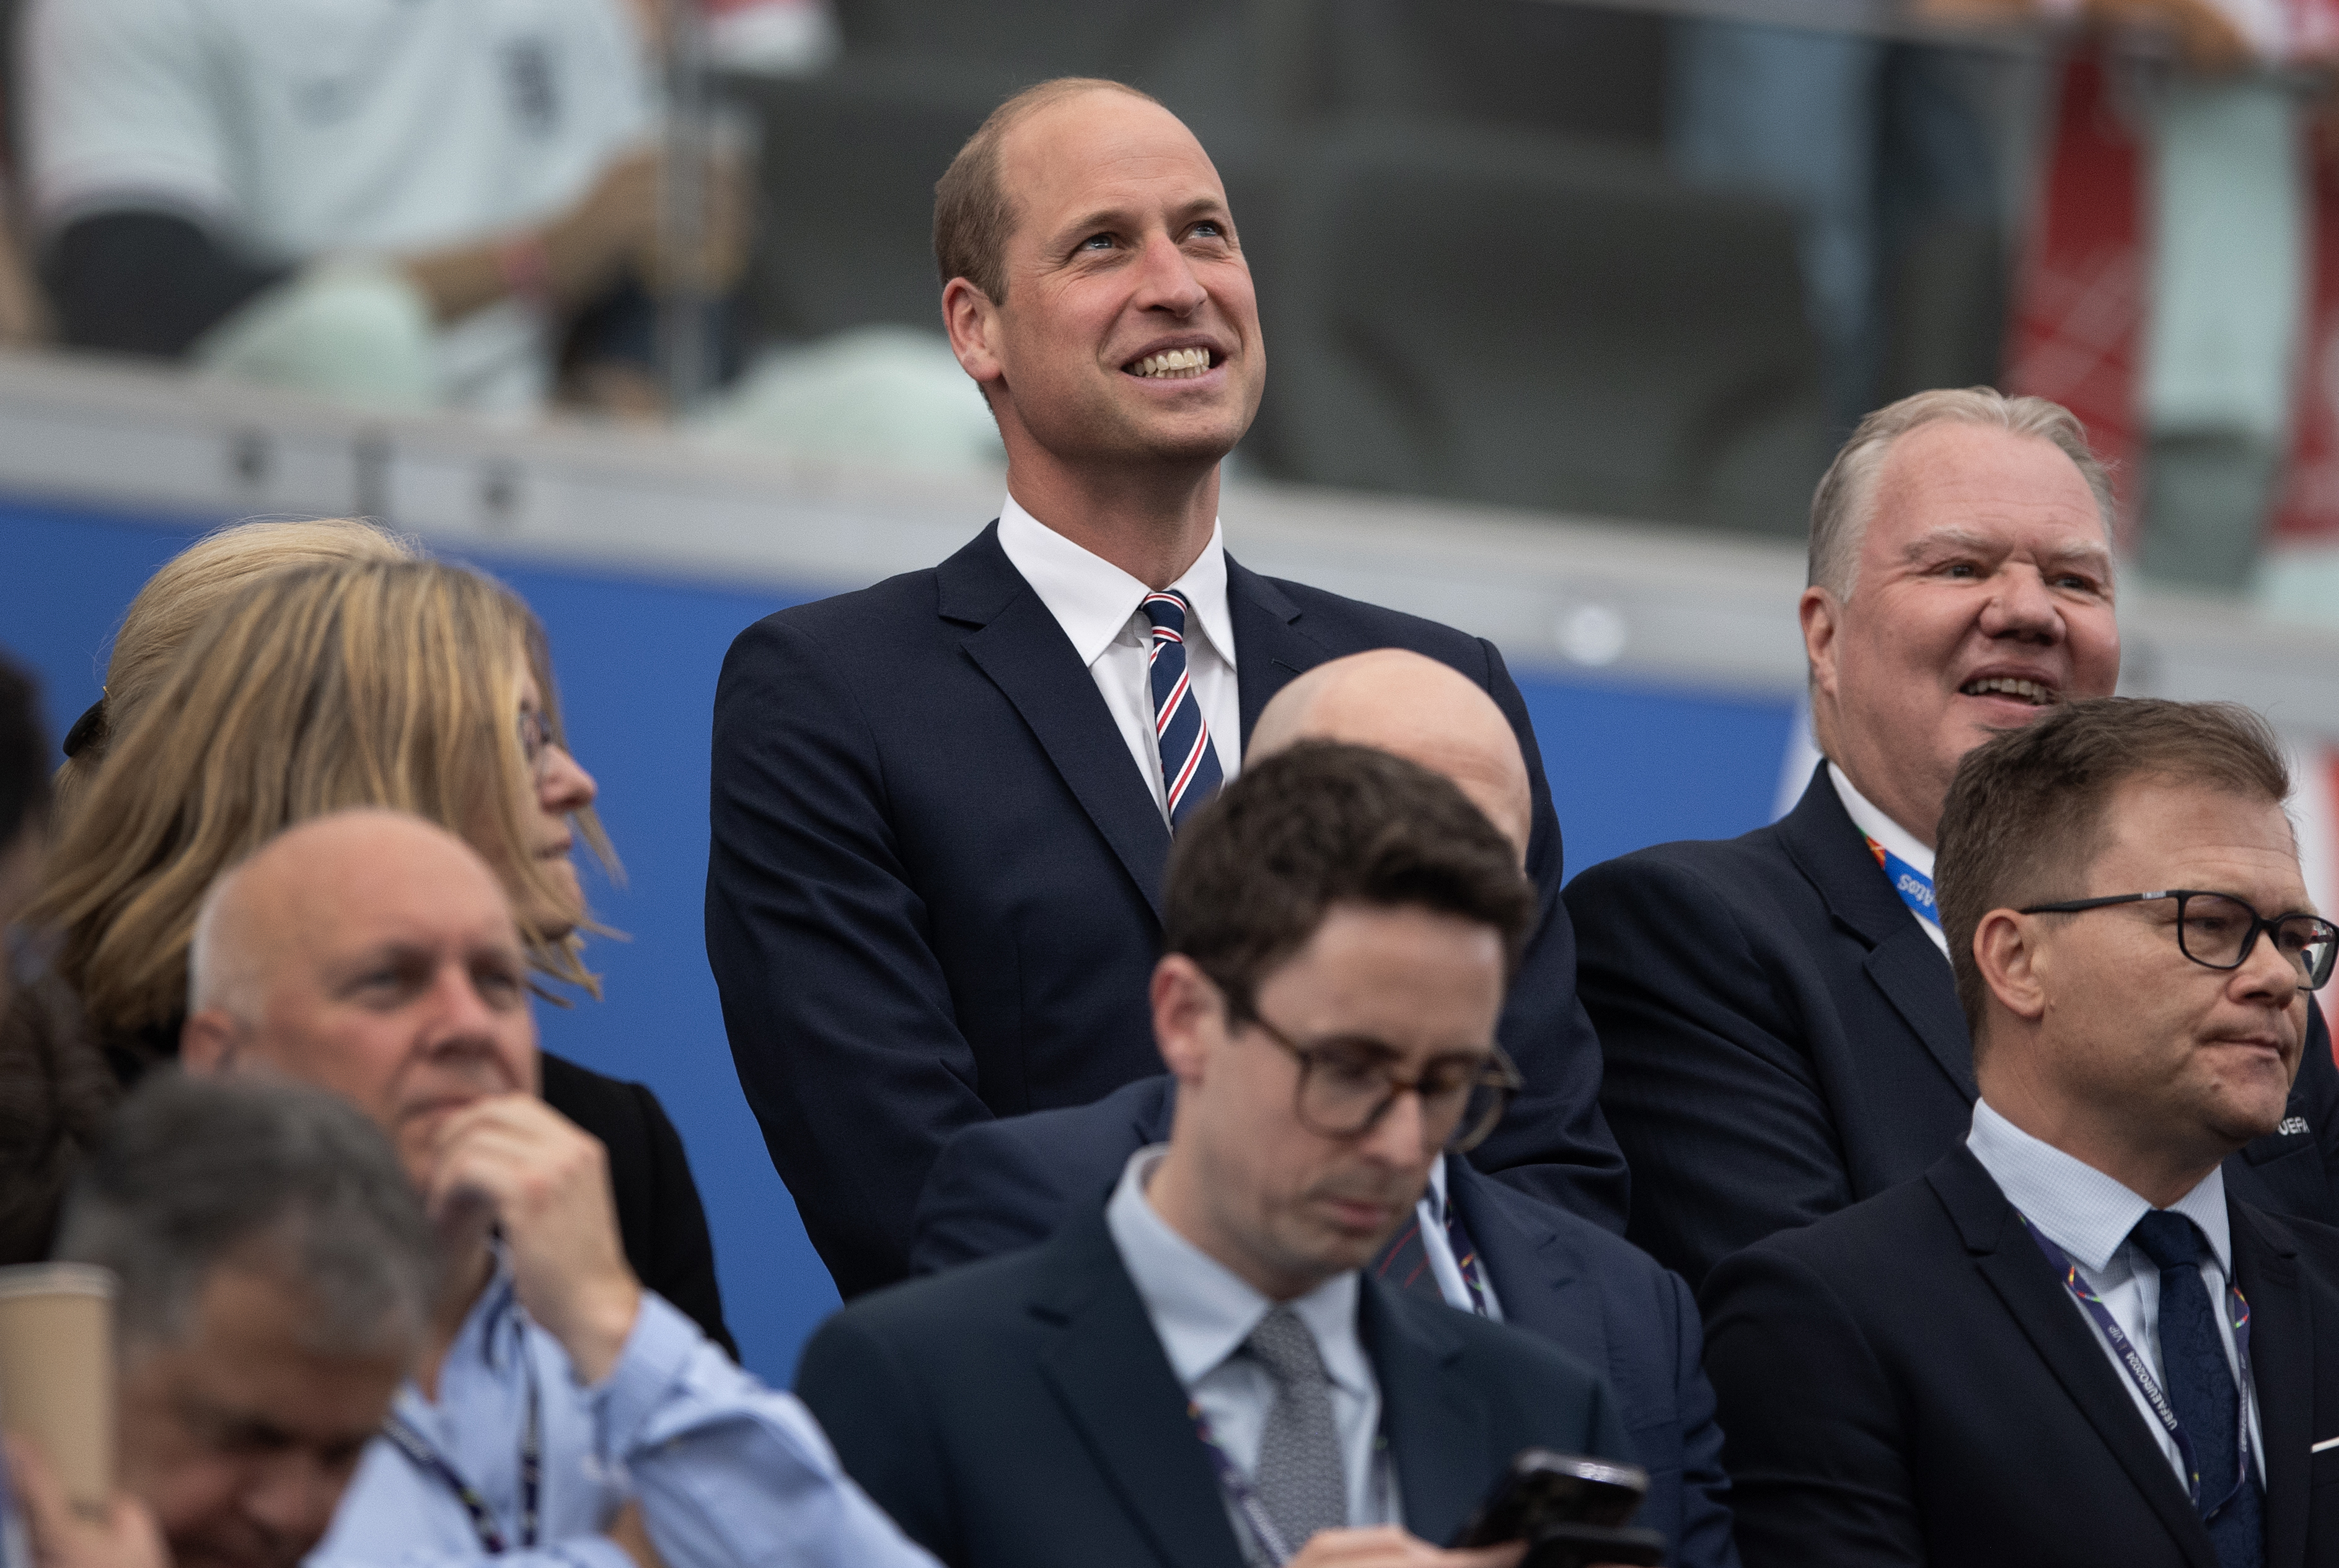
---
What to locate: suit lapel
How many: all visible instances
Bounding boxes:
[1362,1277,1489,1545]
[1449,1166,1607,1372]
[1931,1152,2220,1568]
[2233,1204,2310,1568]
[1227,557,1332,742]
[1776,764,1976,1099]
[940,526,1173,918]
[1031,1212,1249,1568]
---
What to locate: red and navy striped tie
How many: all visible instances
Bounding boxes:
[1140,589,1224,830]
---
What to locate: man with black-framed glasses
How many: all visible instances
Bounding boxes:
[797,741,1637,1568]
[1703,697,2339,1568]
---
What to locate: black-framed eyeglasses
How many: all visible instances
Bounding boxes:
[1229,1003,1524,1153]
[2018,889,2338,991]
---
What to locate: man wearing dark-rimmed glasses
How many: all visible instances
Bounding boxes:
[1703,697,2339,1568]
[798,741,1636,1568]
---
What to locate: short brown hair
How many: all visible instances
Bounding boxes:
[1162,740,1538,1011]
[1936,698,2291,1044]
[933,77,1160,304]
[1807,387,2115,601]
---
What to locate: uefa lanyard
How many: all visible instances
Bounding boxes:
[1186,1401,1391,1567]
[1862,835,1940,932]
[381,1347,543,1554]
[2018,1213,2257,1513]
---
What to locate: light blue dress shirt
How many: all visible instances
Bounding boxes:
[1967,1098,2265,1486]
[307,1265,935,1568]
[1104,1145,1400,1557]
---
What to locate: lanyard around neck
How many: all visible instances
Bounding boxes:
[1186,1399,1391,1566]
[2018,1212,2257,1513]
[381,1342,543,1554]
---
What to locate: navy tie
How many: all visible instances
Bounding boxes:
[1138,590,1223,830]
[2130,1210,2263,1568]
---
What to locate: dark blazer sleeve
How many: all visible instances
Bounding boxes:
[707,613,995,1297]
[907,1117,1081,1276]
[1658,1268,1742,1568]
[1466,639,1631,1235]
[794,1311,958,1561]
[1698,1245,1923,1568]
[537,1052,735,1357]
[1566,852,1854,1288]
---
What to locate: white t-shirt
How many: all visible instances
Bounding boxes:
[24,0,657,405]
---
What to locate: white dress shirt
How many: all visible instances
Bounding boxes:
[1967,1099,2265,1486]
[1829,762,1948,958]
[1419,1156,1504,1321]
[995,496,1241,826]
[1106,1145,1399,1554]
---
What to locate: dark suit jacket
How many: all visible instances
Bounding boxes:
[796,1202,1633,1568]
[708,522,1626,1298]
[537,1052,734,1357]
[909,1075,1738,1568]
[1566,762,2339,1289]
[1701,1147,2339,1567]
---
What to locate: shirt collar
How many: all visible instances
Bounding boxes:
[1425,1153,1451,1218]
[1968,1098,2232,1275]
[1829,761,1934,880]
[995,495,1237,674]
[1105,1145,1371,1401]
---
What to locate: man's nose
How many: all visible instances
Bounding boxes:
[2232,922,2304,1011]
[423,962,507,1042]
[1977,566,2062,642]
[1360,1083,1433,1168]
[240,1452,344,1551]
[1131,231,1205,315]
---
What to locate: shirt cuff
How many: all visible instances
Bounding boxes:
[591,1291,713,1458]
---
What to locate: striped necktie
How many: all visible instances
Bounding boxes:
[1140,589,1224,830]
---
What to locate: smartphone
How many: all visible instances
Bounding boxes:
[1452,1450,1650,1546]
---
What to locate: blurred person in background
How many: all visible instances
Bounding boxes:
[0,645,116,1268]
[22,0,746,415]
[708,76,1631,1303]
[910,650,1742,1568]
[183,809,933,1568]
[1567,387,2339,1290]
[27,548,734,1352]
[9,1071,436,1568]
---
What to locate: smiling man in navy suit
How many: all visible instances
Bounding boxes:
[707,76,1624,1298]
[1564,387,2339,1290]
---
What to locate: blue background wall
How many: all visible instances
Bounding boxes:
[1,496,1794,1383]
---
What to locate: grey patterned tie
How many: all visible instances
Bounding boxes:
[1244,1305,1347,1555]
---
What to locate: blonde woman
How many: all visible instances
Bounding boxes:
[30,550,734,1351]
[53,518,416,820]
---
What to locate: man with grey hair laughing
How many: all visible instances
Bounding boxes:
[1562,385,2339,1290]
[179,807,936,1568]
[9,1070,433,1568]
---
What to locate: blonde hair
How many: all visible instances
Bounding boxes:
[29,559,616,1044]
[53,519,416,822]
[1806,387,2115,602]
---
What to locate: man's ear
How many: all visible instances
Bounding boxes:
[942,276,1005,389]
[1150,954,1220,1088]
[1974,909,2048,1023]
[1799,586,1842,703]
[180,1008,243,1074]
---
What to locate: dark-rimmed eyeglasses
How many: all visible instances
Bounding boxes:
[2017,890,2337,992]
[1229,1003,1523,1153]
[518,710,551,779]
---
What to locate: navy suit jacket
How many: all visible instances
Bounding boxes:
[708,522,1625,1297]
[1702,1147,2339,1567]
[1566,762,2339,1289]
[796,1201,1633,1568]
[909,1076,1738,1568]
